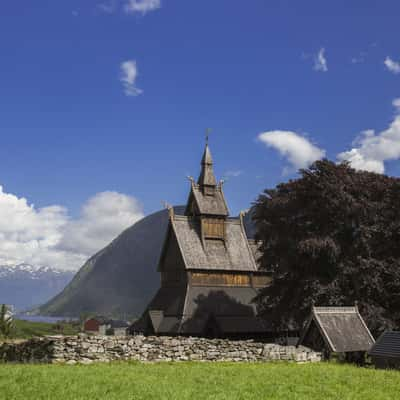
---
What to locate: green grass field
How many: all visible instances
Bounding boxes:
[0,362,399,400]
[9,319,80,339]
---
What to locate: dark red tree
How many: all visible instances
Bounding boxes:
[253,160,400,336]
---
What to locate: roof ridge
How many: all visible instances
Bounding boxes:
[314,306,357,313]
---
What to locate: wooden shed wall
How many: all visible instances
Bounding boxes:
[84,319,100,332]
[371,356,400,369]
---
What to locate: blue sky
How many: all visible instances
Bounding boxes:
[1,1,400,269]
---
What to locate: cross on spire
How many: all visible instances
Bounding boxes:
[205,128,212,145]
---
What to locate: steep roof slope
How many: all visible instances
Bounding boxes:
[369,331,400,358]
[171,216,257,271]
[300,306,375,352]
[190,186,229,216]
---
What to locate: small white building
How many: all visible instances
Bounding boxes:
[2,304,13,321]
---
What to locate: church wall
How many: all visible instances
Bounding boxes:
[190,271,250,287]
[160,231,187,287]
[190,271,272,287]
[252,275,272,288]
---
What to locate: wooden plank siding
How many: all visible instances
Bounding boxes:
[201,218,225,240]
[252,275,272,288]
[190,271,270,287]
[191,272,251,286]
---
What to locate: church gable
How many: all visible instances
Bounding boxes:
[185,143,229,218]
[188,185,229,217]
[158,224,187,287]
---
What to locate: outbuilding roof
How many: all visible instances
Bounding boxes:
[109,320,129,329]
[369,331,400,358]
[86,316,109,325]
[299,306,375,353]
[86,316,129,328]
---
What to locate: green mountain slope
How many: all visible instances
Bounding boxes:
[39,207,185,319]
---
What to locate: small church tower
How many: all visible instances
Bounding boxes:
[131,141,272,338]
[185,143,229,245]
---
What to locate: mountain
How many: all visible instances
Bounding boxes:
[38,206,256,319]
[38,207,185,318]
[0,264,74,312]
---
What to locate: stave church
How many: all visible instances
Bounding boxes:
[130,142,272,338]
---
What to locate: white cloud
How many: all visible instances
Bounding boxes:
[258,131,325,172]
[393,98,400,112]
[124,0,161,15]
[351,51,367,64]
[0,188,144,271]
[314,48,328,72]
[351,57,363,64]
[384,57,400,74]
[120,60,143,96]
[223,170,243,178]
[59,192,143,256]
[97,1,117,13]
[337,100,400,173]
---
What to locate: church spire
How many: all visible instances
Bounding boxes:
[185,136,229,217]
[197,143,217,187]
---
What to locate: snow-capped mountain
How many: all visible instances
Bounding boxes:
[0,264,75,312]
[0,263,68,278]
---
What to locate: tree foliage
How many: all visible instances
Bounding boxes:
[0,304,14,338]
[253,160,400,335]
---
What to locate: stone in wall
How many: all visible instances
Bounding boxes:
[0,335,322,364]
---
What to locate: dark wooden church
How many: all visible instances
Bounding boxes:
[130,142,271,338]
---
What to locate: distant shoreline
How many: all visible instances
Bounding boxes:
[14,315,78,323]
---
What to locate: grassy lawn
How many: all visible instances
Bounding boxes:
[7,319,80,340]
[0,362,399,400]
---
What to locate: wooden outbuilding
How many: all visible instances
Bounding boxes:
[109,320,130,336]
[84,316,108,333]
[369,331,400,369]
[84,317,129,336]
[298,305,375,359]
[130,142,271,338]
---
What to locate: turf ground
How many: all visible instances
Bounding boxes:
[4,319,80,340]
[0,361,399,400]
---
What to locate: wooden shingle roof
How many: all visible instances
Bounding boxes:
[190,184,229,216]
[369,331,400,359]
[299,306,375,353]
[247,239,262,267]
[197,144,217,187]
[171,216,257,271]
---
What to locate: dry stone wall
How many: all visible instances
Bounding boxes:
[0,335,322,364]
